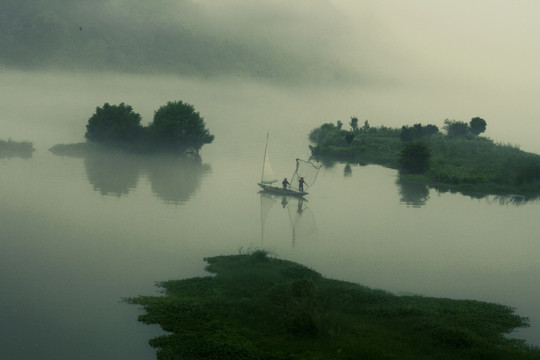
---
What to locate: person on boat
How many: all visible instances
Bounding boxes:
[282,178,290,189]
[298,177,307,192]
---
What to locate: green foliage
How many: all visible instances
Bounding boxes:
[444,119,470,138]
[149,100,214,153]
[126,254,539,359]
[470,117,487,136]
[83,101,214,154]
[349,116,358,131]
[400,142,431,174]
[308,119,540,196]
[400,123,439,142]
[85,103,143,146]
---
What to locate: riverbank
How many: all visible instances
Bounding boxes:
[308,123,540,198]
[126,251,540,359]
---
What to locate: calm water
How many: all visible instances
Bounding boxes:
[1,72,539,359]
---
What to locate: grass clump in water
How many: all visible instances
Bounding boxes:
[126,253,540,359]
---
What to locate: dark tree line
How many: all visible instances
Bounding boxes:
[399,117,487,173]
[400,124,439,142]
[85,101,214,154]
[443,117,487,137]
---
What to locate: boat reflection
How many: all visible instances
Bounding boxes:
[260,192,318,248]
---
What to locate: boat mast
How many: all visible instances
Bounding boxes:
[261,132,270,183]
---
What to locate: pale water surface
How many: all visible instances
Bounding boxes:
[1,72,539,359]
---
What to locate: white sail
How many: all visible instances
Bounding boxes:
[260,133,278,185]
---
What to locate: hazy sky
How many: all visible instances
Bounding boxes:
[1,0,539,150]
[2,0,538,86]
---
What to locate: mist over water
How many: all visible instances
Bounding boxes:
[2,1,540,357]
[1,71,540,359]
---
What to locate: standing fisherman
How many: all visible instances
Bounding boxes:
[282,178,290,189]
[298,177,307,192]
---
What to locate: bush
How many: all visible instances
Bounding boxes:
[85,103,143,146]
[469,117,487,136]
[399,142,431,174]
[149,100,214,153]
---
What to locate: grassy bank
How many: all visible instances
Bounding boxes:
[126,251,539,359]
[308,123,540,197]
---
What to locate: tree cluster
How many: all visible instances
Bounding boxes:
[400,123,439,142]
[444,117,487,137]
[85,101,214,154]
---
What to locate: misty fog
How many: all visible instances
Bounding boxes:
[1,1,540,359]
[2,1,539,151]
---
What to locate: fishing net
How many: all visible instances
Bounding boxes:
[289,159,322,192]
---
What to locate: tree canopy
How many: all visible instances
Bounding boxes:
[84,101,213,154]
[399,142,431,174]
[85,103,143,145]
[470,117,487,136]
[149,101,214,153]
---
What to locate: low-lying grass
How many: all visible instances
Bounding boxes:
[126,251,540,359]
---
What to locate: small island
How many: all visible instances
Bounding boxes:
[50,100,214,156]
[309,118,540,198]
[0,138,35,158]
[126,251,539,359]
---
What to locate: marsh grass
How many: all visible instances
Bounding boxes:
[126,252,540,359]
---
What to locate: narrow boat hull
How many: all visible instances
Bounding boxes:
[258,183,308,197]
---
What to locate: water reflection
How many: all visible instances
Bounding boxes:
[344,163,352,177]
[51,144,211,203]
[396,177,430,208]
[84,153,140,196]
[146,155,211,204]
[260,193,318,247]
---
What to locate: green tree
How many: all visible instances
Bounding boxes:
[469,117,487,136]
[85,103,143,145]
[349,117,358,131]
[443,119,469,137]
[149,100,214,153]
[399,142,431,174]
[345,132,354,145]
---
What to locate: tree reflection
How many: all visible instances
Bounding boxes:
[396,177,430,207]
[84,152,140,196]
[50,143,210,203]
[147,155,211,204]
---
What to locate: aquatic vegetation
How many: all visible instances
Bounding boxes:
[126,252,540,359]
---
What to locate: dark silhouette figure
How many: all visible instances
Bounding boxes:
[282,178,290,189]
[298,177,306,192]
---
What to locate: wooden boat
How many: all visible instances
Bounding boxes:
[258,183,308,197]
[257,133,317,197]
